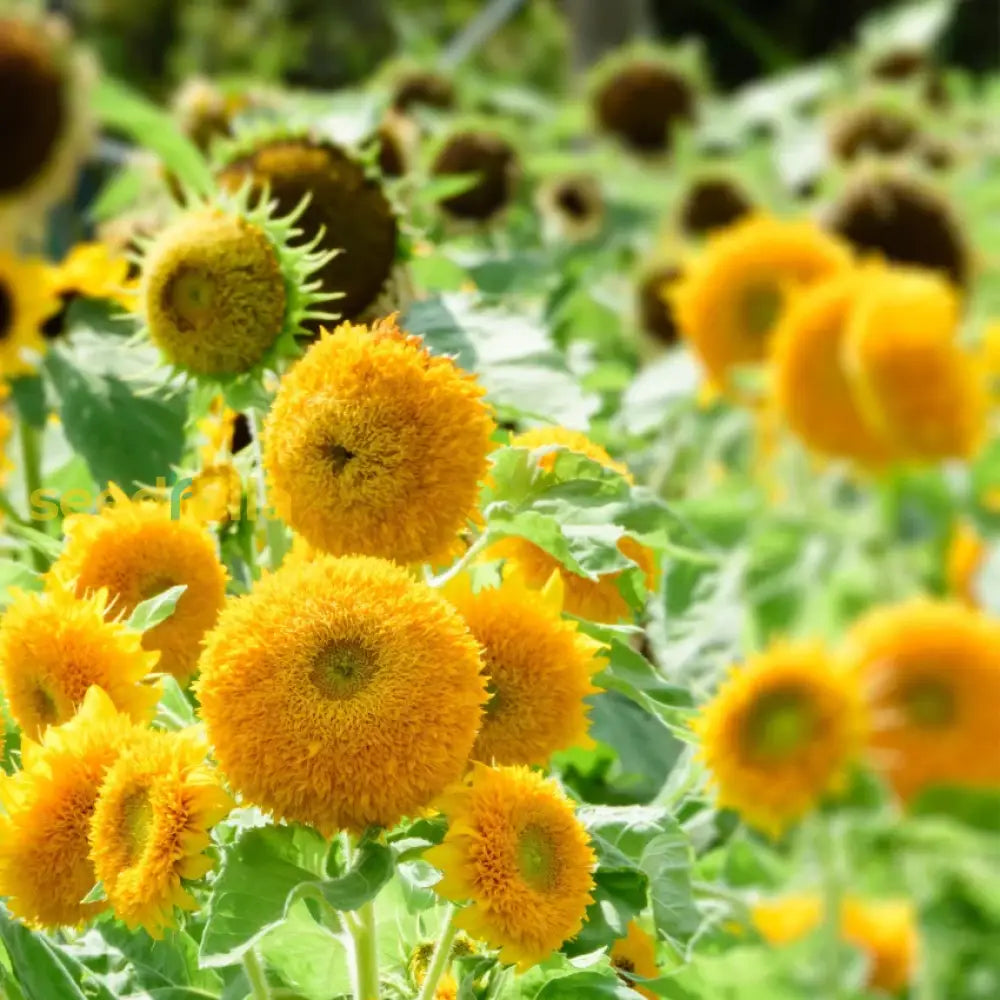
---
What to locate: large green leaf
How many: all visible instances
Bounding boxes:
[534,971,645,999]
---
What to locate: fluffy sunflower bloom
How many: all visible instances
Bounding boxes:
[0,584,159,740]
[693,642,865,837]
[753,894,918,994]
[443,569,603,767]
[0,250,60,376]
[196,554,487,834]
[50,486,228,682]
[426,763,596,970]
[672,216,852,393]
[609,921,660,1000]
[946,522,987,607]
[846,599,1000,801]
[844,266,986,461]
[263,315,495,566]
[89,726,233,937]
[0,687,141,929]
[483,427,656,623]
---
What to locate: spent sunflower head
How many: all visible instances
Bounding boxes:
[50,485,228,683]
[609,921,660,1000]
[443,569,603,767]
[89,726,232,937]
[535,173,605,244]
[637,259,683,349]
[827,101,920,164]
[427,763,596,970]
[693,642,865,837]
[195,554,487,834]
[846,599,1000,802]
[430,127,521,224]
[263,315,495,565]
[677,174,754,237]
[0,687,142,929]
[0,583,160,741]
[390,65,456,114]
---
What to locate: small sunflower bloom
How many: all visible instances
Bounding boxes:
[609,921,660,1000]
[49,242,137,310]
[426,763,596,970]
[694,642,865,837]
[946,522,987,607]
[0,250,60,376]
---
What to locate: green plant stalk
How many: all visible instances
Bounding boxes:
[416,903,458,1000]
[247,409,286,571]
[817,818,845,1000]
[350,898,380,1000]
[242,948,272,1000]
[18,419,47,573]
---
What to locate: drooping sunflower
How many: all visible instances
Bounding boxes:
[827,101,920,164]
[677,175,753,237]
[0,686,141,929]
[50,485,228,682]
[217,135,400,325]
[443,569,603,767]
[946,521,987,607]
[0,250,60,377]
[426,763,596,970]
[535,174,605,244]
[431,128,520,224]
[389,65,456,114]
[693,642,865,836]
[263,315,495,565]
[195,554,487,834]
[672,216,852,393]
[609,921,660,1000]
[843,265,986,461]
[846,599,1000,801]
[89,726,233,937]
[0,583,160,740]
[482,427,657,623]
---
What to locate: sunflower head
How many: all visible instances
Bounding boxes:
[868,48,928,83]
[431,128,520,223]
[196,554,487,834]
[535,173,605,243]
[172,77,238,153]
[391,67,455,113]
[426,763,596,970]
[827,102,920,164]
[678,175,753,236]
[609,921,659,1000]
[637,261,683,348]
[0,250,59,376]
[375,110,419,178]
[694,642,865,836]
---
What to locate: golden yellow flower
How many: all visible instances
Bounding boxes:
[50,486,228,682]
[0,583,160,740]
[844,266,987,461]
[846,599,1000,802]
[0,687,141,929]
[483,427,656,623]
[426,763,596,971]
[183,464,242,525]
[89,726,233,937]
[263,315,495,565]
[0,249,60,376]
[443,569,603,767]
[752,893,822,945]
[672,216,851,393]
[431,129,520,223]
[946,521,986,607]
[609,921,659,1000]
[196,554,486,834]
[49,241,137,310]
[693,642,865,836]
[409,935,477,988]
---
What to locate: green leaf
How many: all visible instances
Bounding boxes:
[303,838,393,912]
[8,376,48,429]
[81,882,106,904]
[96,923,223,995]
[155,675,198,731]
[535,970,641,999]
[127,585,188,633]
[0,560,43,604]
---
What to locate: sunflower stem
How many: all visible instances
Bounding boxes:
[242,947,272,1000]
[816,818,845,1000]
[349,898,380,1000]
[247,409,286,572]
[17,418,47,574]
[425,534,490,589]
[416,903,459,1000]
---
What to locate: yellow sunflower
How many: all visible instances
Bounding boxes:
[846,599,1000,802]
[0,250,59,376]
[609,921,660,1000]
[483,427,656,623]
[946,522,986,607]
[0,583,160,740]
[196,554,486,834]
[693,642,865,837]
[443,569,603,767]
[771,267,894,466]
[49,242,137,309]
[263,315,495,566]
[89,726,232,937]
[0,686,141,929]
[50,485,228,682]
[672,216,852,393]
[844,266,987,461]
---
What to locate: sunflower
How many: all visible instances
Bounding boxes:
[443,569,603,767]
[195,554,486,834]
[391,67,455,113]
[43,242,137,339]
[89,726,232,937]
[0,250,59,376]
[0,583,160,740]
[263,315,495,566]
[637,261,683,348]
[843,266,986,461]
[678,175,753,237]
[846,599,1000,801]
[693,642,865,836]
[771,267,894,465]
[609,921,659,1000]
[409,934,477,989]
[0,686,141,929]
[172,77,242,153]
[431,129,520,223]
[482,427,656,623]
[375,110,419,178]
[217,136,399,325]
[672,216,852,393]
[535,174,605,243]
[50,485,228,682]
[946,522,986,607]
[426,763,596,970]
[827,102,920,164]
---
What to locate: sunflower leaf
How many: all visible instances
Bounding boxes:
[127,585,188,634]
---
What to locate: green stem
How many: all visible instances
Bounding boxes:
[416,904,459,1000]
[242,948,272,1000]
[247,409,286,571]
[425,534,490,588]
[816,819,845,1000]
[349,898,380,1000]
[18,419,47,573]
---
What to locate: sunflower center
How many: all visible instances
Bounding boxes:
[168,268,217,326]
[30,684,57,727]
[745,688,814,760]
[0,281,13,340]
[614,957,636,974]
[516,823,558,891]
[120,785,154,867]
[311,639,377,699]
[325,442,356,474]
[902,677,955,728]
[557,186,589,220]
[742,283,783,339]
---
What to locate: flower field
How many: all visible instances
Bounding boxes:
[2,1,1000,998]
